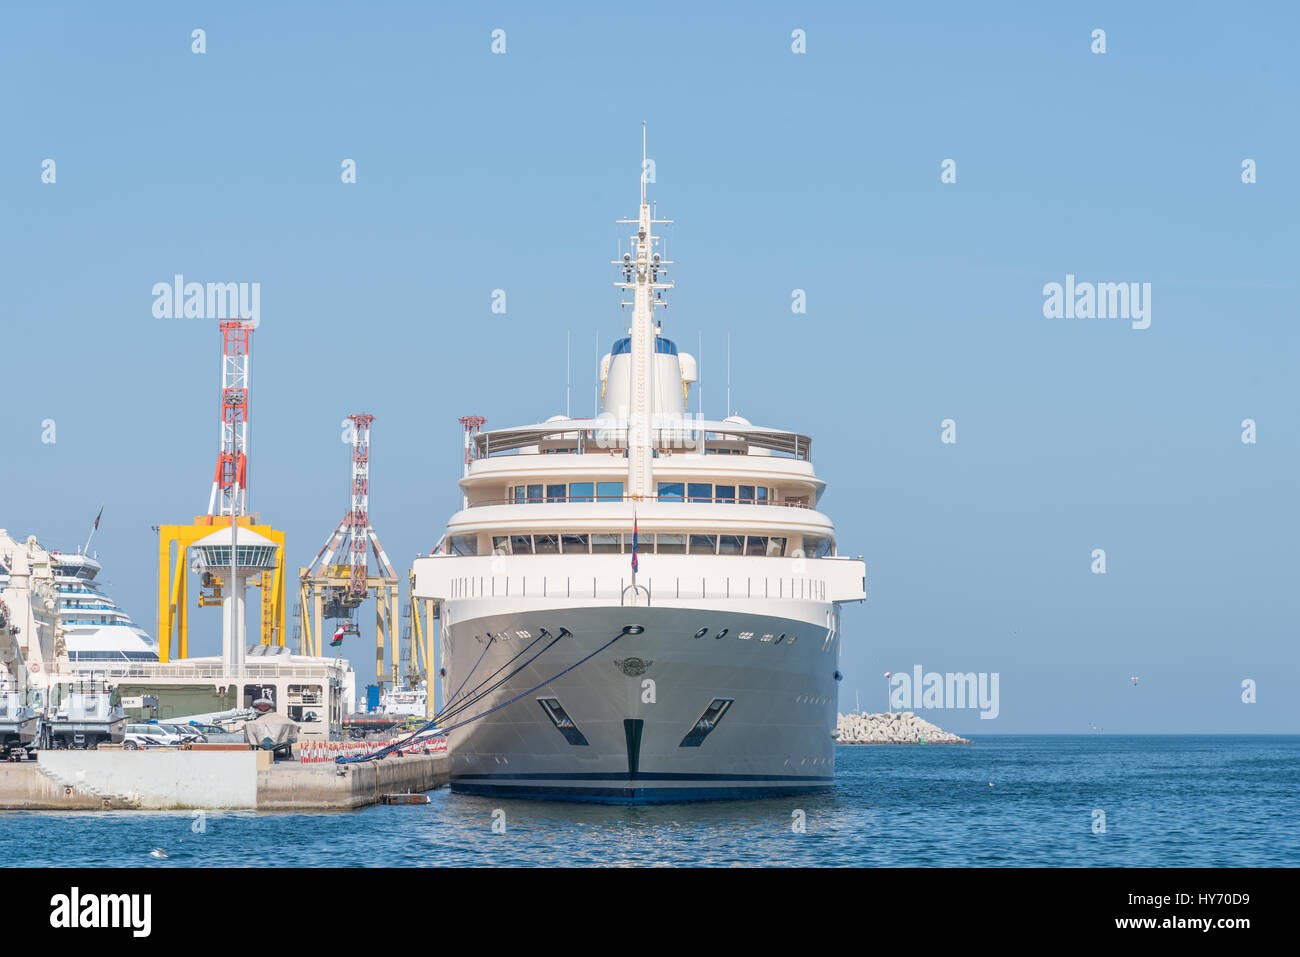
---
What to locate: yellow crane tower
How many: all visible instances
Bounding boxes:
[156,321,286,661]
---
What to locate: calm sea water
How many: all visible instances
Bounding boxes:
[3,736,1296,867]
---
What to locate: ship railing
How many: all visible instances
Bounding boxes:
[465,494,811,508]
[45,661,347,681]
[446,574,828,604]
[473,425,812,462]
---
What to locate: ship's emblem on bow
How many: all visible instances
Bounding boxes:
[614,657,653,677]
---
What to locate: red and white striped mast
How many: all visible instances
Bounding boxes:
[206,320,254,521]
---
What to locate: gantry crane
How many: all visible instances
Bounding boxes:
[298,414,407,689]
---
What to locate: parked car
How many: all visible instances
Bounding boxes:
[155,723,206,744]
[184,721,244,744]
[123,724,186,750]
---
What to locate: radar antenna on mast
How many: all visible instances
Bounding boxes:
[613,125,675,502]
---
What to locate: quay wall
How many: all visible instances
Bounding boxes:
[0,749,447,810]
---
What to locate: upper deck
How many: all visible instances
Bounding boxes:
[470,417,812,461]
[460,416,823,504]
[437,415,841,562]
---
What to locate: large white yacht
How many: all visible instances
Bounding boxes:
[412,155,866,802]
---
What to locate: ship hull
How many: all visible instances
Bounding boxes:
[440,600,840,803]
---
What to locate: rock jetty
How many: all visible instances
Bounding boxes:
[836,711,972,745]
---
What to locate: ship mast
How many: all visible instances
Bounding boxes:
[614,123,673,501]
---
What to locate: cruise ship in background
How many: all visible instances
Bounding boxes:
[411,144,867,802]
[48,551,159,667]
[0,545,158,669]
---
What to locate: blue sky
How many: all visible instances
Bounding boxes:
[1,2,1295,732]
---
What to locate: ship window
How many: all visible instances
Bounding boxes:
[689,534,717,554]
[744,535,768,556]
[656,534,685,554]
[591,534,621,554]
[513,486,526,503]
[766,537,786,557]
[526,484,544,502]
[510,535,534,555]
[679,698,734,747]
[687,483,711,503]
[739,485,756,503]
[718,535,744,555]
[533,534,560,554]
[561,534,589,553]
[658,481,684,501]
[569,482,594,502]
[538,697,589,746]
[546,484,566,502]
[715,484,735,502]
[449,535,478,556]
[492,535,511,555]
[802,535,832,559]
[611,336,679,357]
[596,481,624,501]
[756,487,769,504]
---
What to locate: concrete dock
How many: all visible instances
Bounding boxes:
[0,747,448,811]
[258,752,448,810]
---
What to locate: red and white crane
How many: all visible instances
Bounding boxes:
[307,413,397,600]
[300,414,400,681]
[206,320,254,520]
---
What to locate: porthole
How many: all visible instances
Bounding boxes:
[694,627,709,639]
[714,628,729,640]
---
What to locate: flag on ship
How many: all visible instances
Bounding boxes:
[92,506,103,531]
[331,623,346,647]
[631,515,639,573]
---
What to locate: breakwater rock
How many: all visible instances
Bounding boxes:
[836,711,972,745]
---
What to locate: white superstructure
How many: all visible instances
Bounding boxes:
[412,146,866,802]
[380,681,428,717]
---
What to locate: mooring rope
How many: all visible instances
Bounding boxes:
[335,626,635,765]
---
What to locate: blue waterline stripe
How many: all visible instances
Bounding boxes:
[450,782,833,803]
[452,771,834,782]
